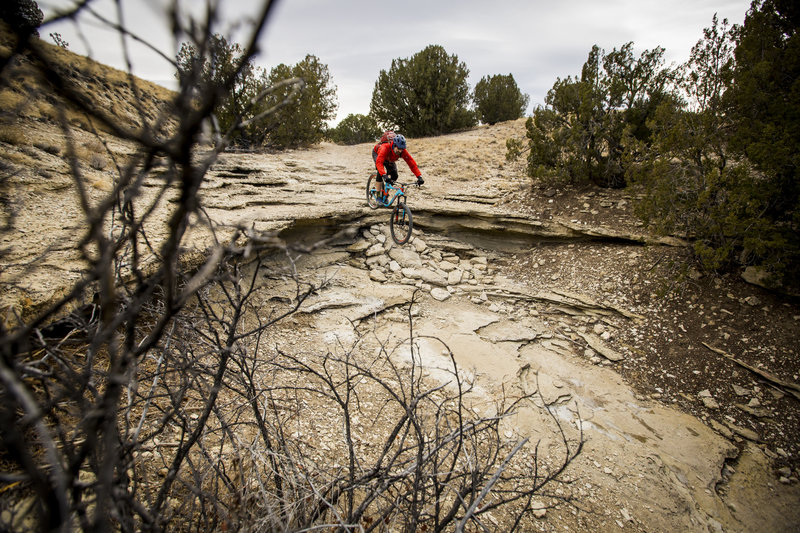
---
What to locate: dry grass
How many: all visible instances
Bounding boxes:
[0,123,26,146]
[1,24,177,138]
[0,89,27,114]
[0,25,177,181]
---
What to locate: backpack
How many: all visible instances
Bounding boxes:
[379,130,396,144]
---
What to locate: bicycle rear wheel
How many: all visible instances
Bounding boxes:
[390,200,413,244]
[366,173,380,209]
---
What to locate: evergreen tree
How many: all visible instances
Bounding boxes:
[725,0,800,285]
[261,54,337,148]
[178,41,336,148]
[176,34,261,145]
[328,114,381,145]
[627,12,798,283]
[370,45,476,136]
[525,43,669,188]
[473,74,529,124]
[0,0,43,37]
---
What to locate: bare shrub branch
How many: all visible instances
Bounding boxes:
[0,2,582,531]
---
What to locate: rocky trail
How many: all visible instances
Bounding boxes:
[2,119,799,531]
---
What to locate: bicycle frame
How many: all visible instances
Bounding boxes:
[366,173,416,244]
[379,181,408,207]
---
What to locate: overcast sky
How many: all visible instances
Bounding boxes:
[40,0,752,125]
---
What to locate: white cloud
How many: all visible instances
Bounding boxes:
[41,0,751,125]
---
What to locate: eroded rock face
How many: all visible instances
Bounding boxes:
[269,224,798,533]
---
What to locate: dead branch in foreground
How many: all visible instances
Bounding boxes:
[0,2,582,530]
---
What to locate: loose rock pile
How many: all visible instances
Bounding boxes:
[347,224,495,304]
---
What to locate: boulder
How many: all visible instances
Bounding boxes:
[401,268,448,287]
[389,247,423,268]
[430,288,451,301]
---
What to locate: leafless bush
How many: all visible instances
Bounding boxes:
[0,2,581,531]
[225,292,584,532]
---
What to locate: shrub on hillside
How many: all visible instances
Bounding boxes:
[473,74,529,125]
[524,43,670,189]
[328,113,381,145]
[0,0,43,37]
[370,45,476,136]
[628,10,799,289]
[257,54,338,149]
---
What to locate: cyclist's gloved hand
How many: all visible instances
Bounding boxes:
[416,176,424,186]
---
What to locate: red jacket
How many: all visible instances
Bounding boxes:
[373,142,421,178]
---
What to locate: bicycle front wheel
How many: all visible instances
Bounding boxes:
[366,173,380,209]
[390,200,413,245]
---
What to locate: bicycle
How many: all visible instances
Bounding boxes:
[366,173,416,245]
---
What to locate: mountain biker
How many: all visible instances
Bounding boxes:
[372,133,424,202]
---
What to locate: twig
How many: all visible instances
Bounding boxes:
[702,342,800,401]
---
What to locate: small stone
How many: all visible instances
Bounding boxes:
[369,270,387,282]
[346,240,371,253]
[430,288,451,301]
[732,384,750,396]
[702,397,720,409]
[439,260,457,272]
[366,255,388,267]
[744,296,761,306]
[709,419,734,439]
[365,243,384,257]
[724,422,760,442]
[742,266,778,290]
[447,269,463,285]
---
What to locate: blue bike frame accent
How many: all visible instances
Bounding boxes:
[379,181,406,207]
